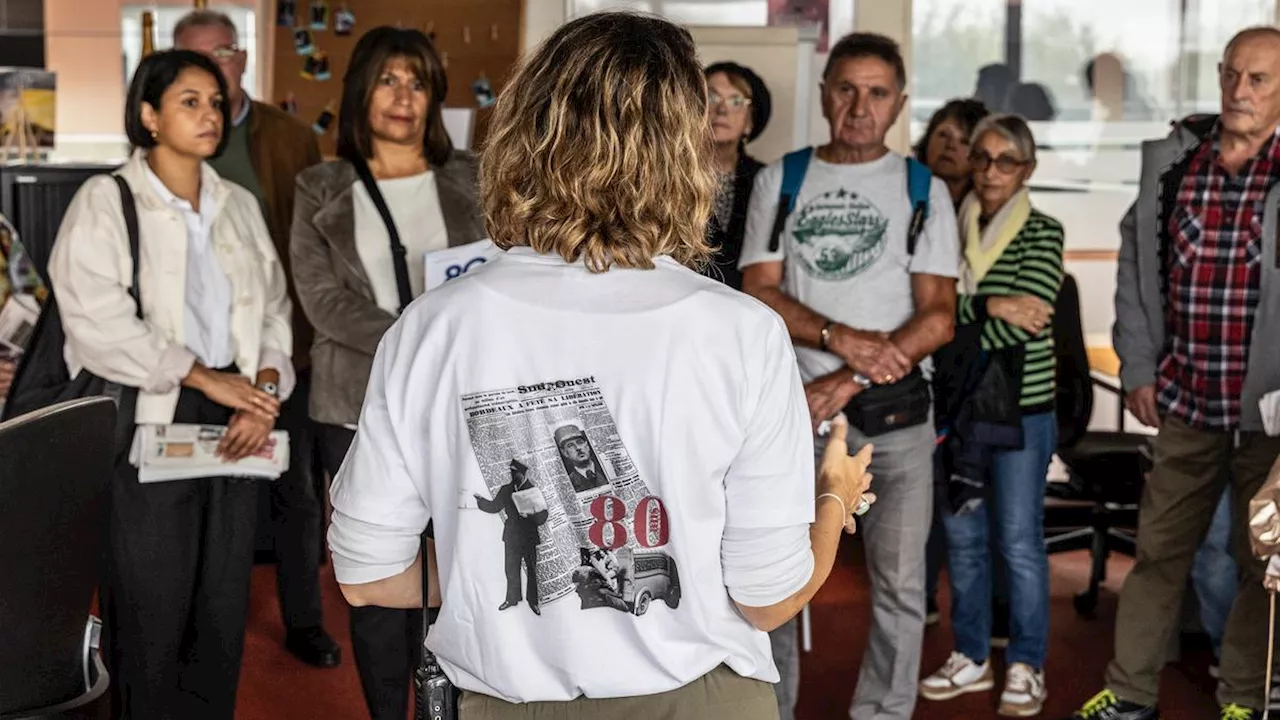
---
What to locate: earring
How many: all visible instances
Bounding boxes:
[149,129,158,140]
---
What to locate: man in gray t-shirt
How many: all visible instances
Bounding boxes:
[739,32,959,720]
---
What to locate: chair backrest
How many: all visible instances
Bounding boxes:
[0,397,115,716]
[1054,273,1094,448]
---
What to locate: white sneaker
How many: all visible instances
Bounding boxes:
[920,651,994,701]
[998,662,1047,717]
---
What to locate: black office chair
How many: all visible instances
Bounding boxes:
[1043,274,1152,616]
[0,396,116,719]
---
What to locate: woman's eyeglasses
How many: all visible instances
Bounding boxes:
[969,151,1029,174]
[709,93,751,111]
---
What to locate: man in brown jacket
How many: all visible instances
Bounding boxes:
[174,10,338,668]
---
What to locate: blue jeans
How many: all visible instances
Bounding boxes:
[943,412,1056,668]
[1191,488,1236,657]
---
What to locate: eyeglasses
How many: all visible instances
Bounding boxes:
[709,93,751,111]
[209,45,243,61]
[969,151,1030,174]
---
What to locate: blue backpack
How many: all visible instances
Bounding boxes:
[766,147,933,255]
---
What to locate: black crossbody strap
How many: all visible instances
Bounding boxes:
[110,174,143,320]
[353,160,413,313]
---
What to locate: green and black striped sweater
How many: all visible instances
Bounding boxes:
[957,208,1065,415]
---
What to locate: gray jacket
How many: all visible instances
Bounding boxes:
[1114,115,1280,431]
[290,151,485,425]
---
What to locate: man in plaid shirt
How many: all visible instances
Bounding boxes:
[1064,27,1280,720]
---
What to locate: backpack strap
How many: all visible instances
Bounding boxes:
[110,174,143,319]
[767,147,814,252]
[905,156,932,257]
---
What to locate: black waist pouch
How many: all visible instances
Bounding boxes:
[843,368,931,437]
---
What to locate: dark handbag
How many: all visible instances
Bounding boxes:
[843,367,931,437]
[414,528,458,720]
[3,175,143,456]
[352,159,413,312]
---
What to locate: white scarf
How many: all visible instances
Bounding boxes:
[958,188,1031,294]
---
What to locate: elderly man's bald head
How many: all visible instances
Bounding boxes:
[1225,26,1280,58]
[1220,26,1280,141]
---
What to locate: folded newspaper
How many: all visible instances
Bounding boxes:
[129,424,290,483]
[0,292,38,358]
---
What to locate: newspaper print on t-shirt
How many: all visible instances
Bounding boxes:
[462,376,681,617]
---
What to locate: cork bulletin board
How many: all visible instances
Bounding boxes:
[270,0,524,156]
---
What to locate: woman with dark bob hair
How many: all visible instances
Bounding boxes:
[47,49,294,718]
[914,98,991,208]
[326,11,873,719]
[289,25,484,720]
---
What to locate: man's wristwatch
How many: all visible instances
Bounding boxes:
[258,381,279,398]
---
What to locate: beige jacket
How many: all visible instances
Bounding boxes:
[1251,455,1280,559]
[290,152,485,426]
[48,150,294,425]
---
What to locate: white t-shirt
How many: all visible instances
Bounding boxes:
[328,247,816,702]
[738,150,960,382]
[353,170,448,314]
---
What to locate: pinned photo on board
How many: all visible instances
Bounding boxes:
[312,102,336,135]
[334,5,356,36]
[472,75,496,109]
[309,0,329,31]
[301,52,332,81]
[279,92,298,115]
[277,0,295,27]
[293,27,314,56]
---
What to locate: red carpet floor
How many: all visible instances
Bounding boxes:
[235,539,1221,719]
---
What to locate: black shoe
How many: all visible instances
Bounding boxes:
[499,600,518,611]
[1219,704,1260,720]
[1063,690,1157,720]
[285,626,341,668]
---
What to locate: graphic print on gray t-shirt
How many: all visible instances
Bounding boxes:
[464,376,681,617]
[791,188,890,281]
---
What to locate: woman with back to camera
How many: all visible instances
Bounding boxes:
[703,61,771,290]
[326,12,875,719]
[919,114,1064,717]
[47,49,293,718]
[289,25,485,720]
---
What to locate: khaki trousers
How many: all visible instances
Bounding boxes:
[1105,416,1280,709]
[459,664,779,720]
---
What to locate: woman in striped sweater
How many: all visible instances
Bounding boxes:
[919,114,1064,718]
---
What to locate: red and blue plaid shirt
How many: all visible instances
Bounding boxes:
[1159,126,1280,429]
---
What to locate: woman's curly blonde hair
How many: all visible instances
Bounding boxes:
[481,12,717,272]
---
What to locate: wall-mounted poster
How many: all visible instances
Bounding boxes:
[277,0,296,27]
[0,69,56,157]
[768,0,829,52]
[293,27,314,56]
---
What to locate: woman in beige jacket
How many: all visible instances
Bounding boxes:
[47,50,292,719]
[289,27,483,720]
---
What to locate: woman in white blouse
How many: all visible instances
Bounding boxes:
[289,26,485,720]
[47,50,293,719]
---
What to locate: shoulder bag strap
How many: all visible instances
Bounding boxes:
[353,160,413,313]
[768,147,814,252]
[110,174,143,320]
[904,156,932,257]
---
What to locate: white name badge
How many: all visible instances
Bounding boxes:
[423,239,502,292]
